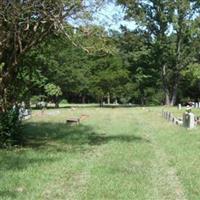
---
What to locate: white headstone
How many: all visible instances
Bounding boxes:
[188,113,195,129]
[178,104,182,110]
[183,112,195,129]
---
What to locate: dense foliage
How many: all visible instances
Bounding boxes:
[0,108,21,147]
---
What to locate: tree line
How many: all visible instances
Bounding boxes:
[20,27,200,106]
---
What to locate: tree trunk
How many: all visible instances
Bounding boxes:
[55,102,59,108]
[107,93,110,104]
[161,64,170,105]
[165,90,170,105]
[99,96,103,107]
[0,48,19,112]
[82,95,86,104]
[140,96,145,106]
[54,96,59,108]
[0,74,13,112]
[170,75,180,106]
[170,91,177,106]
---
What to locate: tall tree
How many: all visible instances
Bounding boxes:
[0,0,93,111]
[117,0,200,105]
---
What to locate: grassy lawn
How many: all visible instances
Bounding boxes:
[0,107,200,200]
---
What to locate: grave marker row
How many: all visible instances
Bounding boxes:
[177,102,200,110]
[161,110,197,128]
[162,110,183,126]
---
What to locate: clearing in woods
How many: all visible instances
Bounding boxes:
[0,107,200,200]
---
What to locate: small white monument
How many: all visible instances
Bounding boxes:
[178,104,182,110]
[183,106,195,129]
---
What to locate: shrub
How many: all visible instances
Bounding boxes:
[30,95,41,104]
[30,95,47,105]
[59,99,68,104]
[120,97,132,104]
[0,109,22,148]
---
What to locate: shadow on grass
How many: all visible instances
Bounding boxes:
[0,191,17,199]
[22,122,150,149]
[0,151,59,171]
[0,122,150,174]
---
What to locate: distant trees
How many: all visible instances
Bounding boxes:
[180,64,200,102]
[117,0,200,105]
[90,54,129,104]
[19,20,200,107]
[21,33,129,105]
[44,83,62,107]
[118,29,162,105]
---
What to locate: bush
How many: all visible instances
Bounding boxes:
[59,99,68,104]
[120,97,132,104]
[0,109,22,148]
[30,96,40,104]
[30,95,45,105]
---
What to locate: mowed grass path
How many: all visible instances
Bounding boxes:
[0,107,200,200]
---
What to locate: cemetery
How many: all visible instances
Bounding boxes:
[0,106,200,200]
[162,104,200,128]
[1,1,200,200]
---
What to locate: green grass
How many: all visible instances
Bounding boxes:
[0,107,200,200]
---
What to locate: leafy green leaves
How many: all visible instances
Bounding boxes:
[44,83,62,97]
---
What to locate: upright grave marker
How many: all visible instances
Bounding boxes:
[183,106,195,129]
[178,104,182,110]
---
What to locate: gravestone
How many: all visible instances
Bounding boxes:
[164,111,167,119]
[188,113,195,129]
[162,110,165,118]
[168,112,171,121]
[178,104,182,110]
[172,116,176,124]
[114,99,119,105]
[196,116,200,125]
[192,102,195,108]
[163,111,165,118]
[166,112,169,120]
[170,114,174,122]
[195,102,198,109]
[183,107,195,129]
[19,107,31,120]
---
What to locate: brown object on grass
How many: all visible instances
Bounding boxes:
[66,118,80,126]
[66,114,89,126]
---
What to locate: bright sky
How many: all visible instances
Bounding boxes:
[94,2,136,31]
[68,2,136,32]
